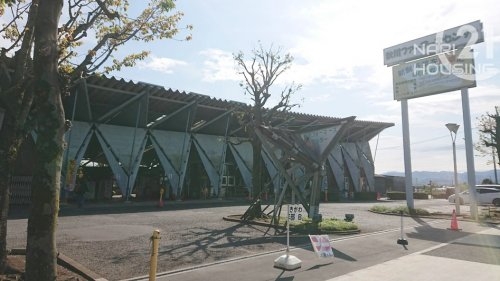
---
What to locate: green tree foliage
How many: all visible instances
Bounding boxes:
[233,43,301,199]
[482,178,493,184]
[0,0,191,277]
[0,0,16,15]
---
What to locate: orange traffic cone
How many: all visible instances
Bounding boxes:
[448,209,460,231]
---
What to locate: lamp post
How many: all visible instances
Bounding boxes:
[446,123,460,215]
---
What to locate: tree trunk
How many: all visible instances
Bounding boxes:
[0,160,9,273]
[0,1,38,271]
[251,140,262,199]
[0,113,24,272]
[250,108,264,200]
[25,1,64,280]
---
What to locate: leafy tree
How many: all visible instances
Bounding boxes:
[0,0,16,15]
[233,43,301,199]
[481,178,493,184]
[476,106,499,179]
[0,0,191,278]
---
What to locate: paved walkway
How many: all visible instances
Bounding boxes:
[123,219,500,281]
[325,227,500,281]
[11,197,496,281]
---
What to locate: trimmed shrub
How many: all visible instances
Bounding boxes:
[318,218,358,232]
[327,191,341,202]
[413,192,428,199]
[387,192,429,200]
[289,217,359,233]
[354,191,377,201]
[387,191,406,200]
[369,205,430,216]
[432,193,448,199]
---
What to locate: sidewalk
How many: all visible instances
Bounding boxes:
[10,197,499,281]
[325,227,500,281]
[125,220,500,281]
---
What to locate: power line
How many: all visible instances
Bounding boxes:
[376,135,449,150]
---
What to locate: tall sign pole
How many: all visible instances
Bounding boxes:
[461,88,478,219]
[401,100,414,209]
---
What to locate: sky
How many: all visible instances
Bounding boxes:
[106,1,500,174]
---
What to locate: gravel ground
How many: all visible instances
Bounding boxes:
[6,199,459,281]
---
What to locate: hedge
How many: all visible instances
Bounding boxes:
[354,191,377,201]
[325,191,378,201]
[387,192,428,200]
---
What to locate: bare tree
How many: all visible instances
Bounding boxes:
[0,0,191,278]
[476,106,499,182]
[234,43,301,199]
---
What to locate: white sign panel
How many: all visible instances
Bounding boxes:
[384,20,483,66]
[288,204,306,221]
[392,47,476,100]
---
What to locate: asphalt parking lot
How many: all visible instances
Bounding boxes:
[5,198,485,280]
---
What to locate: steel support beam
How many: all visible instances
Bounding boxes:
[147,100,196,129]
[254,127,310,214]
[97,91,148,124]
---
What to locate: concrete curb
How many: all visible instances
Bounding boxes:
[223,214,361,235]
[9,248,108,281]
[58,252,108,281]
[368,210,500,224]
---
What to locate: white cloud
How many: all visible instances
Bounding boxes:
[138,56,187,74]
[199,49,240,82]
[282,0,500,93]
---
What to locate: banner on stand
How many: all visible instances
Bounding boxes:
[309,235,334,258]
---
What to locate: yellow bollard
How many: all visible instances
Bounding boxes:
[149,229,161,281]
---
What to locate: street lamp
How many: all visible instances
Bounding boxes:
[446,123,460,215]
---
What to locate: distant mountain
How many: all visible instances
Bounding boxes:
[381,170,499,186]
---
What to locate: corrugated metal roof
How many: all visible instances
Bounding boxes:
[64,75,394,141]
